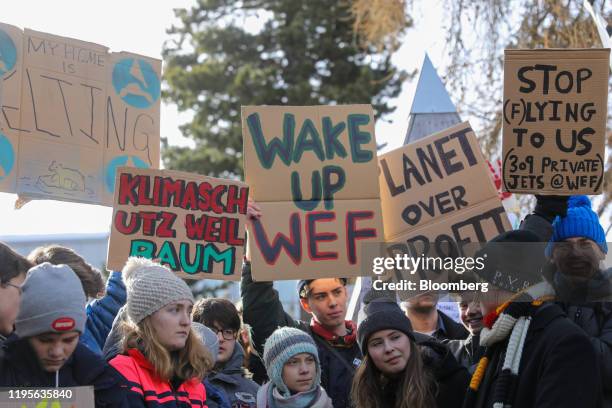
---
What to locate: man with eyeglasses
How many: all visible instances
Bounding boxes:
[192,297,259,408]
[0,242,32,350]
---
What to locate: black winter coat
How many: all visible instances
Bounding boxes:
[419,337,470,408]
[523,212,612,407]
[241,262,361,408]
[446,334,484,373]
[435,311,469,341]
[380,334,469,408]
[0,337,127,407]
[547,267,612,408]
[473,302,602,408]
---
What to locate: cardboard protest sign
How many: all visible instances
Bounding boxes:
[0,386,94,408]
[0,24,161,205]
[102,51,161,204]
[502,49,610,194]
[0,23,23,194]
[242,105,384,281]
[378,122,511,299]
[379,122,511,253]
[107,167,248,281]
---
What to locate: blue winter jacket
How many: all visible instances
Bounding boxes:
[204,378,231,408]
[81,271,127,355]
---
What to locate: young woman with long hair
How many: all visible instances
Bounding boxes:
[352,297,469,408]
[109,257,213,407]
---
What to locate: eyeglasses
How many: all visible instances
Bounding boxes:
[1,282,22,295]
[213,328,236,341]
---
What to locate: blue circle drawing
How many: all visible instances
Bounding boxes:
[0,29,17,77]
[112,58,160,109]
[105,155,150,192]
[0,133,15,181]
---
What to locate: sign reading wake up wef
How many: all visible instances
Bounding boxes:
[242,105,384,281]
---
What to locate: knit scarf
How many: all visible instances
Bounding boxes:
[257,382,333,408]
[310,319,357,347]
[463,282,556,408]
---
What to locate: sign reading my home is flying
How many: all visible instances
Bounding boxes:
[0,22,161,205]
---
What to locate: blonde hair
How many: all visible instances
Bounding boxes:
[351,337,435,408]
[28,245,105,298]
[120,317,212,381]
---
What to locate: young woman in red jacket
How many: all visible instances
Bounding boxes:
[110,257,213,408]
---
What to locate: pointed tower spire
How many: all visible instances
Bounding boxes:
[404,53,461,145]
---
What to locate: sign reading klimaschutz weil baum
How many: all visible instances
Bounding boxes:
[107,167,248,281]
[0,22,161,205]
[242,105,384,281]
[502,49,610,194]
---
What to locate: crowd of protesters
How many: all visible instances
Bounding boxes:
[0,193,610,407]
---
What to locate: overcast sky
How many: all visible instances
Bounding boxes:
[0,0,487,237]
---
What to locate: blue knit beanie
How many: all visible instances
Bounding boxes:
[263,327,321,397]
[546,195,607,257]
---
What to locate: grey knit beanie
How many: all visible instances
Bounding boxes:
[263,327,320,397]
[191,321,219,365]
[123,257,194,324]
[15,263,86,338]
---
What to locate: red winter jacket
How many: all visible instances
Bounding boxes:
[110,348,206,408]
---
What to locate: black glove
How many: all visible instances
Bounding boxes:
[534,195,569,222]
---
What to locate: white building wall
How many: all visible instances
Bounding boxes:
[1,233,303,318]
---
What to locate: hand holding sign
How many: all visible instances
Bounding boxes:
[246,198,262,222]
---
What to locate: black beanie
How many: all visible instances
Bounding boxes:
[475,229,546,293]
[357,297,414,354]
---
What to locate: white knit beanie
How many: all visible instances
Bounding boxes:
[123,257,194,324]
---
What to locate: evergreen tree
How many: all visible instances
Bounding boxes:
[162,0,409,179]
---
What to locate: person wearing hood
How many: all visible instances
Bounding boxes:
[0,262,127,408]
[192,321,232,408]
[192,297,259,408]
[462,229,602,408]
[540,195,612,407]
[109,257,213,407]
[352,294,469,408]
[0,242,32,349]
[259,327,333,408]
[28,245,127,356]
